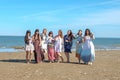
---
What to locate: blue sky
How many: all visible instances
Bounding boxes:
[0,0,120,38]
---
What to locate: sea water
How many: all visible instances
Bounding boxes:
[0,36,120,52]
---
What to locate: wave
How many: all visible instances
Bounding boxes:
[0,46,24,49]
[71,46,120,51]
[0,46,24,52]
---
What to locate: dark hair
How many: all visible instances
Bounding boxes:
[85,28,91,36]
[48,31,53,37]
[26,30,31,36]
[68,30,72,37]
[35,29,39,33]
[34,29,40,40]
[24,30,31,44]
[77,30,82,35]
[67,30,74,41]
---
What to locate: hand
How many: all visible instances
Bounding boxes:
[66,40,69,42]
[76,41,79,44]
[52,40,55,43]
[39,44,41,46]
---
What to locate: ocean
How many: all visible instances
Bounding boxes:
[0,36,120,52]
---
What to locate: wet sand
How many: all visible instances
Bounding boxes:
[0,50,120,80]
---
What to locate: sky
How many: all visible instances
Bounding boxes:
[0,0,120,38]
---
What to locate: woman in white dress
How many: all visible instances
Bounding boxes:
[54,30,64,62]
[41,29,47,60]
[24,30,34,64]
[81,29,95,65]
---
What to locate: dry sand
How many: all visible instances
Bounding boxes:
[0,50,120,80]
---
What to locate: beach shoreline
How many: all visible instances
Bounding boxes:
[0,36,120,53]
[0,50,120,80]
[1,46,120,53]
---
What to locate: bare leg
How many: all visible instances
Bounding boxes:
[29,50,33,63]
[65,52,67,62]
[65,52,70,62]
[67,53,70,62]
[60,56,64,62]
[26,51,29,63]
[78,55,81,63]
[55,52,58,61]
[57,53,64,62]
[42,49,46,61]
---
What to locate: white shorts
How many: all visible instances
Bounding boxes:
[41,41,47,50]
[25,44,34,51]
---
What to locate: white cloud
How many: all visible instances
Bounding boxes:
[18,0,120,25]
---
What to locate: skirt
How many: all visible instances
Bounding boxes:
[64,42,72,53]
[25,44,34,51]
[81,42,95,63]
[41,41,47,50]
[48,45,55,61]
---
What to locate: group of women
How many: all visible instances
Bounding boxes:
[24,28,95,65]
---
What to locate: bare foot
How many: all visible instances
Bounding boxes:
[27,62,29,64]
[88,62,92,65]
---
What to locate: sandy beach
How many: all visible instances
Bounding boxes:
[0,50,120,80]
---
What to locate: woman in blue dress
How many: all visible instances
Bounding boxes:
[76,30,83,63]
[64,30,75,63]
[81,29,95,65]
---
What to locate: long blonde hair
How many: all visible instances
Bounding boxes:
[58,30,63,38]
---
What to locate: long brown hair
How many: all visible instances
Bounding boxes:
[77,30,82,36]
[58,30,63,38]
[67,30,74,41]
[24,30,31,44]
[85,28,91,36]
[34,29,40,40]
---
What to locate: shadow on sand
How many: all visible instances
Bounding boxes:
[0,59,51,64]
[0,59,30,63]
[62,62,86,65]
[0,59,86,65]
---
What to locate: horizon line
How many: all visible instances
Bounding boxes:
[0,35,120,38]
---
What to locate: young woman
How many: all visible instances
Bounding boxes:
[54,30,64,63]
[64,30,74,63]
[24,30,34,64]
[41,28,47,61]
[47,31,55,63]
[81,29,95,65]
[76,30,83,63]
[32,29,43,63]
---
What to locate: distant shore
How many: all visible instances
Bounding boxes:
[0,50,120,80]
